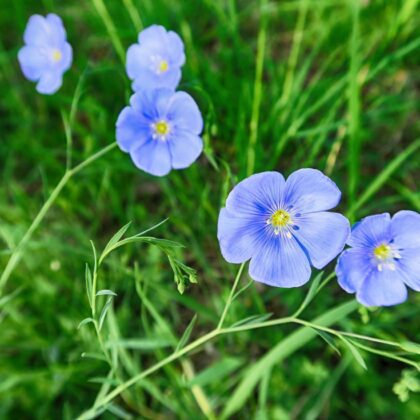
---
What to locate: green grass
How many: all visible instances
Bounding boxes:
[1,0,420,418]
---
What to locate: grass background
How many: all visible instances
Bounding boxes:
[1,0,420,418]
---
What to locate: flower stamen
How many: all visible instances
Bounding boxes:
[267,209,293,236]
[52,49,62,62]
[158,60,169,73]
[373,243,401,271]
[152,120,171,141]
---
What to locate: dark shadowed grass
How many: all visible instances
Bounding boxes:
[0,0,419,418]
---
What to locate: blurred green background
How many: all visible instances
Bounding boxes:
[0,0,419,418]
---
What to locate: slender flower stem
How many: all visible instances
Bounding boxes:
[217,262,246,330]
[0,142,117,296]
[77,295,418,419]
[77,329,221,420]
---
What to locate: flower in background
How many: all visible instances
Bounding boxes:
[116,88,203,176]
[218,170,350,287]
[126,25,185,92]
[336,212,420,307]
[18,14,72,95]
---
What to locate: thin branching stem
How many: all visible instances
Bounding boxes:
[0,142,118,296]
[217,262,246,330]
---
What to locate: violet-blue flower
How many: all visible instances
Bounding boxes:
[18,14,72,95]
[217,170,350,287]
[116,88,203,176]
[126,25,185,92]
[336,211,420,307]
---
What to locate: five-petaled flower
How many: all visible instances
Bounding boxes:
[126,25,185,92]
[336,212,420,307]
[116,88,203,176]
[217,170,350,287]
[18,14,72,95]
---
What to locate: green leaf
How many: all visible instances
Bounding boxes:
[348,138,420,216]
[222,300,358,418]
[99,297,113,330]
[230,313,273,328]
[293,272,323,316]
[340,337,367,370]
[310,328,341,355]
[176,314,197,352]
[81,352,107,362]
[101,222,131,256]
[400,341,420,355]
[78,317,95,330]
[188,357,244,387]
[105,338,173,350]
[96,289,117,297]
[85,264,93,307]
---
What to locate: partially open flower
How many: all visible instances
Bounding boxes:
[336,211,420,307]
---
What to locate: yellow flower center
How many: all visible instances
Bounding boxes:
[159,60,169,73]
[373,244,391,260]
[270,209,291,228]
[153,120,170,139]
[52,49,62,62]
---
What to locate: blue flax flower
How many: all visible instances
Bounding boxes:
[18,14,72,94]
[218,170,350,287]
[126,25,185,92]
[336,212,420,307]
[116,88,203,176]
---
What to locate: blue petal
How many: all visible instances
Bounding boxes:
[293,212,350,269]
[57,42,72,72]
[138,25,168,48]
[357,268,407,307]
[347,213,391,248]
[131,68,181,92]
[217,208,263,263]
[129,88,173,119]
[391,210,420,249]
[18,45,48,81]
[168,92,203,134]
[116,107,150,152]
[167,31,185,66]
[284,168,342,213]
[130,140,171,177]
[336,248,372,293]
[225,172,286,217]
[45,14,67,45]
[126,44,146,80]
[169,130,203,169]
[24,15,51,47]
[36,71,62,95]
[249,234,311,287]
[398,247,420,291]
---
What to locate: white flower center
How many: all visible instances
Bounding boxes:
[152,120,171,141]
[150,55,169,74]
[373,243,401,271]
[266,209,296,238]
[52,49,62,62]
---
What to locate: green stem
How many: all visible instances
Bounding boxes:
[217,262,246,330]
[0,142,117,296]
[77,329,220,420]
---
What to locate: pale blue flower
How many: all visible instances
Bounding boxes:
[126,25,185,92]
[218,170,350,287]
[336,211,420,307]
[18,14,72,94]
[116,88,203,176]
